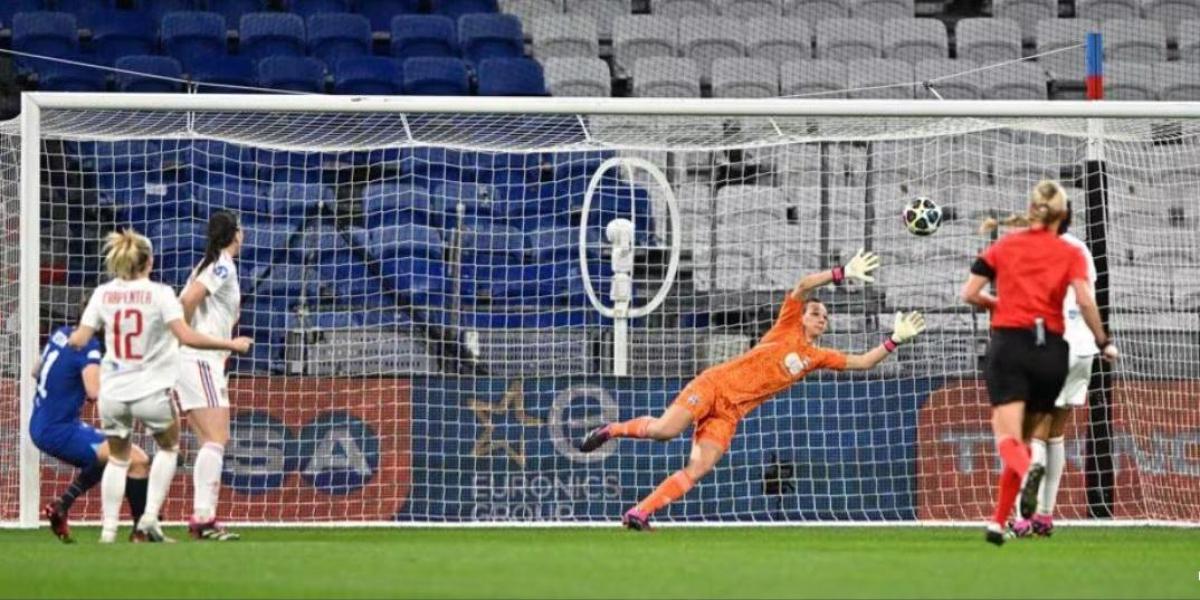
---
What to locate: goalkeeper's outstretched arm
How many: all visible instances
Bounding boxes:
[844,311,926,370]
[791,249,880,301]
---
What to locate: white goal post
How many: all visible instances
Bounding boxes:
[5,93,1200,528]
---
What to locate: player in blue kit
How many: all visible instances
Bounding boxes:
[31,321,150,543]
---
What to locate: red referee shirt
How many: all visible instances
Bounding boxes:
[975,228,1089,335]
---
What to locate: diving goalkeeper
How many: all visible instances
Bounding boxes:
[579,251,926,530]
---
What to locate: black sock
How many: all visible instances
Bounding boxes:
[59,462,105,513]
[125,477,148,528]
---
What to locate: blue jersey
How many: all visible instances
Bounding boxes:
[29,327,102,437]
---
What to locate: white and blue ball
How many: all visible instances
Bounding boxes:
[903,196,942,236]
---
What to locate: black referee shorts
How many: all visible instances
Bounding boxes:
[985,328,1070,413]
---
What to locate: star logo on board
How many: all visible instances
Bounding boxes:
[468,379,543,468]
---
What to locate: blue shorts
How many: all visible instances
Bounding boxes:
[32,423,105,469]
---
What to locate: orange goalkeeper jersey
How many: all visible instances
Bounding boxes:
[700,294,848,418]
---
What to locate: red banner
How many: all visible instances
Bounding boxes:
[39,377,411,522]
[917,379,1200,521]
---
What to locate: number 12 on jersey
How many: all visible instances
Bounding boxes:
[111,308,144,360]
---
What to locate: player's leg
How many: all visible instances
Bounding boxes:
[986,401,1033,545]
[1032,407,1072,536]
[36,424,106,543]
[1010,411,1052,538]
[580,379,713,452]
[187,406,240,541]
[133,391,181,542]
[623,416,733,531]
[97,398,134,543]
[110,443,151,534]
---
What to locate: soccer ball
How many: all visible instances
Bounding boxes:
[903,197,942,236]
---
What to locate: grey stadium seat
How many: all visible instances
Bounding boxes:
[565,0,630,39]
[882,18,947,63]
[712,57,779,96]
[1181,20,1200,61]
[500,0,563,24]
[915,58,982,99]
[1075,0,1139,20]
[955,18,1022,64]
[1103,19,1167,63]
[633,57,701,96]
[1036,18,1091,79]
[746,18,813,64]
[847,58,914,98]
[543,57,612,96]
[653,0,720,17]
[781,59,847,97]
[1155,62,1200,100]
[783,0,850,22]
[816,18,882,60]
[719,0,783,17]
[994,0,1057,42]
[532,15,599,58]
[981,61,1047,99]
[1104,60,1158,100]
[851,0,914,21]
[1143,0,1200,45]
[613,16,677,72]
[680,17,747,83]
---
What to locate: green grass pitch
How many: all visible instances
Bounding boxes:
[1,527,1196,599]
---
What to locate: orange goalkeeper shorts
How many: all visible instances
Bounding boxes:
[670,375,739,451]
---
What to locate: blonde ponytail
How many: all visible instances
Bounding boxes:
[104,229,153,279]
[978,180,1068,234]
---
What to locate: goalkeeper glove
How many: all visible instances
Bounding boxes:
[832,249,880,285]
[883,311,926,352]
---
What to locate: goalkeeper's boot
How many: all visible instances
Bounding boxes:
[1010,518,1035,538]
[1031,514,1054,537]
[189,517,241,541]
[1018,464,1046,520]
[622,508,652,532]
[42,501,74,544]
[134,518,176,543]
[985,523,1006,546]
[579,425,613,453]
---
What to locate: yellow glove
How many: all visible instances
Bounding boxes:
[890,311,926,345]
[841,248,880,284]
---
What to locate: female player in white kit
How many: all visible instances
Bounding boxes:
[69,230,252,543]
[176,211,244,541]
[1012,206,1102,537]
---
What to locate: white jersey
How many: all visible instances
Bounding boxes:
[80,277,184,402]
[179,251,241,362]
[1061,233,1099,357]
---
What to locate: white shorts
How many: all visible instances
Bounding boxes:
[176,357,229,412]
[99,389,177,439]
[1055,353,1095,408]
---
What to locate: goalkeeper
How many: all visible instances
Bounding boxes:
[579,251,926,531]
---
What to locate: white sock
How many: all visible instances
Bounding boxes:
[192,442,224,522]
[142,447,178,527]
[1039,436,1066,516]
[100,457,129,542]
[1029,438,1047,467]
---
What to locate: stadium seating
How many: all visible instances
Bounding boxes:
[531,15,600,59]
[720,0,785,17]
[654,0,721,17]
[847,58,913,98]
[1036,18,1092,79]
[403,57,470,94]
[633,57,700,97]
[1156,62,1200,100]
[114,55,185,92]
[784,0,849,21]
[161,11,228,73]
[993,0,1056,42]
[613,16,677,72]
[915,59,981,99]
[391,15,459,59]
[89,10,156,66]
[433,0,501,18]
[1103,19,1167,63]
[712,58,778,97]
[35,58,107,91]
[358,0,422,32]
[0,0,45,25]
[501,0,564,24]
[191,56,257,92]
[288,0,352,19]
[1105,61,1158,100]
[259,56,327,93]
[745,18,812,64]
[477,58,547,95]
[458,13,525,64]
[564,0,628,38]
[333,56,403,94]
[1075,0,1139,20]
[852,0,913,21]
[1144,0,1200,44]
[12,12,79,73]
[817,19,882,61]
[980,61,1047,99]
[307,14,372,66]
[679,17,746,83]
[882,18,947,63]
[210,0,267,24]
[1182,20,1200,61]
[542,57,611,96]
[954,18,1022,64]
[781,59,847,97]
[240,12,307,62]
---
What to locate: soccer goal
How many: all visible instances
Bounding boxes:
[2,94,1198,528]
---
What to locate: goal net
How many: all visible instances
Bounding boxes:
[2,96,1197,526]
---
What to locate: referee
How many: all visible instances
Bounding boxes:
[961,180,1118,546]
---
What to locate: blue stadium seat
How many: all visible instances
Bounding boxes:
[259,56,327,93]
[208,0,267,25]
[36,58,107,91]
[88,11,155,66]
[362,182,434,228]
[477,58,546,96]
[0,1,46,26]
[391,15,458,59]
[462,222,526,265]
[193,177,268,219]
[307,13,372,65]
[432,182,494,228]
[333,57,403,94]
[56,0,110,28]
[380,255,446,306]
[239,12,306,61]
[403,147,479,184]
[289,0,351,19]
[149,219,206,286]
[258,150,330,183]
[115,55,185,92]
[402,57,469,95]
[190,140,259,178]
[458,13,524,64]
[365,223,444,259]
[137,0,200,22]
[12,12,79,73]
[241,222,299,267]
[431,0,499,18]
[358,0,422,32]
[268,182,329,219]
[162,11,228,73]
[190,56,257,92]
[309,229,384,304]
